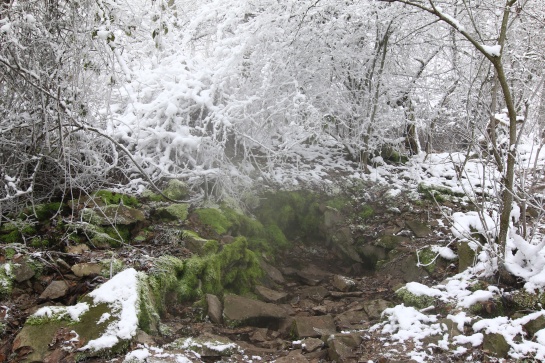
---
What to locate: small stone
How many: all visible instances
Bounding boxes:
[71,263,102,277]
[331,275,356,292]
[327,333,363,363]
[301,337,323,352]
[206,294,223,324]
[275,350,309,363]
[12,262,35,283]
[362,299,391,320]
[292,315,336,338]
[223,295,288,327]
[249,328,268,343]
[335,310,368,330]
[39,281,69,300]
[298,286,330,302]
[66,244,90,254]
[55,259,71,273]
[255,285,288,303]
[134,329,156,346]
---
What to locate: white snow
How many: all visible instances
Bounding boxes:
[80,268,142,351]
[482,44,501,57]
[33,302,90,322]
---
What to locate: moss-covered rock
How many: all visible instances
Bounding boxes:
[31,202,64,221]
[375,235,408,250]
[0,220,37,244]
[417,247,437,274]
[80,205,145,226]
[193,208,233,235]
[509,290,545,311]
[0,263,14,298]
[93,190,139,207]
[147,255,185,317]
[154,203,189,221]
[163,180,189,201]
[395,287,436,309]
[417,183,465,202]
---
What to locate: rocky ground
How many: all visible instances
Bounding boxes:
[0,180,538,362]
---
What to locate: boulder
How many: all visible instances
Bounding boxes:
[154,204,189,221]
[255,285,288,303]
[13,269,160,362]
[334,310,368,330]
[206,294,223,324]
[39,281,69,300]
[291,315,336,338]
[223,295,288,327]
[327,333,363,363]
[483,332,510,358]
[362,299,391,320]
[331,275,356,292]
[523,314,545,337]
[259,260,285,285]
[405,220,432,238]
[458,241,478,272]
[80,205,145,226]
[71,263,102,277]
[163,179,189,201]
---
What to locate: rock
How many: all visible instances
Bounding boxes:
[206,294,223,324]
[483,332,510,358]
[330,227,363,264]
[163,179,189,201]
[71,263,102,277]
[275,350,309,363]
[259,260,285,285]
[405,220,432,238]
[374,235,408,250]
[357,244,388,267]
[55,259,71,273]
[334,310,368,330]
[39,280,69,300]
[255,285,288,303]
[331,275,356,292]
[327,333,363,363]
[12,262,35,283]
[172,333,237,357]
[298,286,330,302]
[154,203,189,221]
[362,299,391,320]
[295,270,324,286]
[66,244,90,254]
[440,318,463,337]
[380,251,428,283]
[223,295,288,327]
[523,314,545,337]
[134,329,156,346]
[458,241,478,272]
[292,315,336,338]
[301,337,324,352]
[80,204,145,226]
[249,328,269,342]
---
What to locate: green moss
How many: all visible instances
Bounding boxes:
[510,290,545,311]
[418,248,437,273]
[156,204,190,221]
[203,240,220,255]
[178,237,263,301]
[100,258,124,277]
[0,230,22,243]
[194,208,233,235]
[93,190,139,207]
[264,224,289,249]
[103,225,130,246]
[325,197,351,211]
[0,263,13,298]
[469,296,505,318]
[163,179,188,201]
[396,287,436,309]
[30,237,49,248]
[358,205,374,220]
[148,255,185,316]
[142,190,164,202]
[4,248,15,259]
[32,202,64,221]
[418,183,465,202]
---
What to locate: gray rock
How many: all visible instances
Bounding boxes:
[249,328,269,342]
[405,220,432,238]
[163,179,189,201]
[13,262,35,283]
[295,271,324,286]
[275,350,308,363]
[292,315,336,338]
[173,333,237,357]
[523,314,545,337]
[301,337,324,353]
[71,263,101,277]
[259,260,285,285]
[39,280,69,300]
[327,333,363,363]
[223,295,288,327]
[206,294,223,324]
[458,241,478,272]
[483,332,510,358]
[335,310,368,330]
[331,275,356,292]
[298,286,330,302]
[255,285,288,303]
[80,204,145,226]
[362,299,391,320]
